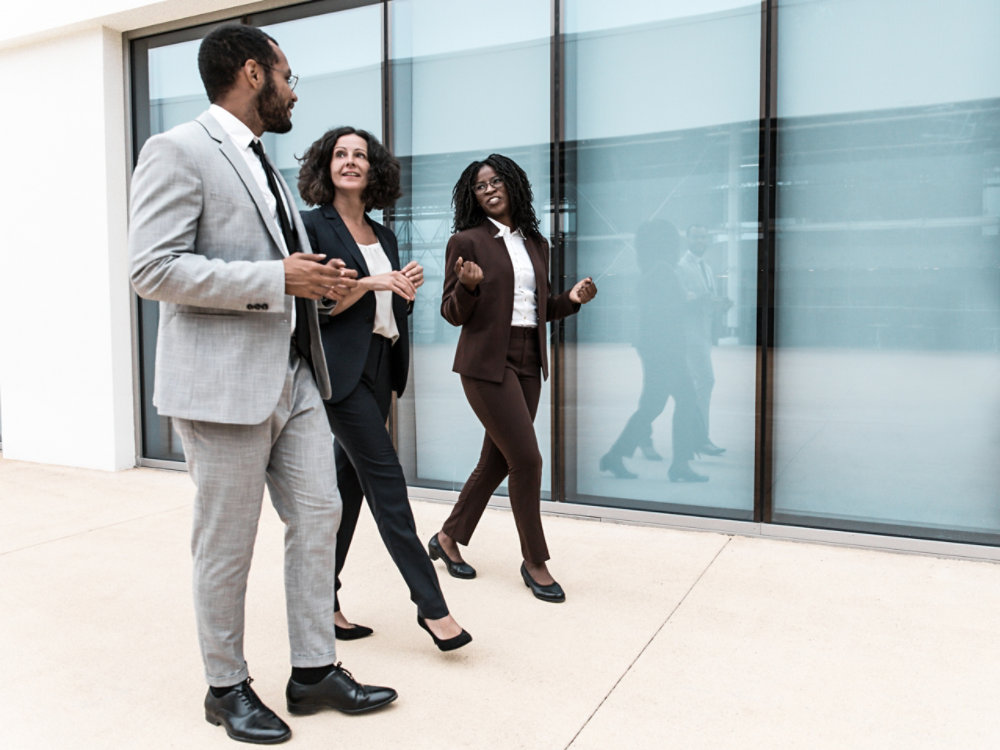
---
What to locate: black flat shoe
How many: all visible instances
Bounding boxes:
[599,452,637,479]
[417,615,472,652]
[286,663,396,716]
[205,678,291,745]
[520,562,566,603]
[668,463,709,483]
[335,623,374,640]
[428,533,476,579]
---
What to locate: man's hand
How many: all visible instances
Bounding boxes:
[283,254,357,300]
[455,256,483,291]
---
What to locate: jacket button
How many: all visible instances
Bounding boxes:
[261,303,268,310]
[246,304,254,310]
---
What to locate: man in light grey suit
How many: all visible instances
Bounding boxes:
[129,24,396,744]
[677,224,732,456]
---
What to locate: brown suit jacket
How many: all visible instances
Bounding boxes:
[441,221,579,383]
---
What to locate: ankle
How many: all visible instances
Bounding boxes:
[291,664,334,685]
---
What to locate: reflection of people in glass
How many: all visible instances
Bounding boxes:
[600,220,709,482]
[676,225,732,455]
[298,127,471,652]
[430,154,597,603]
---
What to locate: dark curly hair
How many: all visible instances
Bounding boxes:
[452,154,541,240]
[297,126,401,210]
[198,24,278,103]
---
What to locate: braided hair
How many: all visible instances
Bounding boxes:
[452,154,542,241]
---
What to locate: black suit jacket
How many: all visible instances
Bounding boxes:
[302,204,410,404]
[441,221,578,383]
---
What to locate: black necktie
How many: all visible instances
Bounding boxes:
[249,139,312,361]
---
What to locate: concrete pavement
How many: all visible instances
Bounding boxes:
[2,457,999,749]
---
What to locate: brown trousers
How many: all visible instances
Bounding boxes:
[442,327,549,563]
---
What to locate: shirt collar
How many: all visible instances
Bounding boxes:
[208,103,257,151]
[487,216,523,239]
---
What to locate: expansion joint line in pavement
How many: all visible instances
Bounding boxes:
[563,535,734,749]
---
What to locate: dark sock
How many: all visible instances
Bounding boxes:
[291,665,334,684]
[209,681,242,698]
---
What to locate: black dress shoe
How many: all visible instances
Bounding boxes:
[417,615,473,651]
[428,533,476,579]
[599,452,637,479]
[204,678,291,745]
[520,562,566,603]
[286,663,397,716]
[668,463,709,482]
[697,441,726,456]
[335,623,374,640]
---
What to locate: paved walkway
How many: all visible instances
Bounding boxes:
[2,457,999,749]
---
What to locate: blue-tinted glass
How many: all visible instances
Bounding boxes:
[391,0,552,493]
[564,1,760,516]
[773,0,1000,538]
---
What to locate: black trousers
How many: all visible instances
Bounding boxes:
[608,349,706,465]
[323,334,448,620]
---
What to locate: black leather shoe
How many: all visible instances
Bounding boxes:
[204,678,291,745]
[335,623,374,640]
[428,533,476,579]
[697,441,726,456]
[668,463,709,482]
[520,562,566,603]
[599,452,637,479]
[417,615,472,652]
[286,663,396,716]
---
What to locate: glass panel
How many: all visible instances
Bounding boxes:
[391,0,552,493]
[135,7,382,461]
[565,1,761,516]
[773,0,1000,541]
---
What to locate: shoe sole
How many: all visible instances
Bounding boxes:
[205,712,291,744]
[286,693,397,716]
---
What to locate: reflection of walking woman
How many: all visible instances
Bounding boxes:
[600,220,708,482]
[429,154,597,602]
[298,127,470,650]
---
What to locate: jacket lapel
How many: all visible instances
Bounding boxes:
[197,110,289,257]
[321,204,370,276]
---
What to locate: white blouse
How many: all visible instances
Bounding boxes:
[357,241,400,343]
[487,217,538,327]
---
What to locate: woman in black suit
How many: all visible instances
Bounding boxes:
[428,154,597,603]
[298,127,470,651]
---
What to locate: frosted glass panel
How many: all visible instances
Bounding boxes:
[772,0,1000,539]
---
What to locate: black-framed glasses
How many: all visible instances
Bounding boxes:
[473,176,504,194]
[260,62,299,91]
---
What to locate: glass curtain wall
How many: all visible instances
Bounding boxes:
[132,4,383,461]
[563,1,761,517]
[390,0,553,494]
[771,0,1000,541]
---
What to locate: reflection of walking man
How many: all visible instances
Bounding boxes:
[677,225,731,455]
[129,24,395,745]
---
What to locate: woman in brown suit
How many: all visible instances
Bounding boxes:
[428,154,597,603]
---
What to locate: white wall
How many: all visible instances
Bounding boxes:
[0,0,282,470]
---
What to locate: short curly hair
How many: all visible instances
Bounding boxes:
[452,154,541,240]
[297,126,402,210]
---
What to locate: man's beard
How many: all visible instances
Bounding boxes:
[257,76,292,134]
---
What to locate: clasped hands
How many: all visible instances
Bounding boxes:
[284,255,424,303]
[455,256,597,304]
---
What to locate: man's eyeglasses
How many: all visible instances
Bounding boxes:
[259,62,299,91]
[473,176,504,194]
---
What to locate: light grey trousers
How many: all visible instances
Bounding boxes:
[173,351,341,687]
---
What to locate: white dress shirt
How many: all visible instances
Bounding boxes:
[357,241,400,343]
[208,104,295,331]
[488,217,537,327]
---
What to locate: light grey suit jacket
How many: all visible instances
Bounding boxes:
[129,110,332,425]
